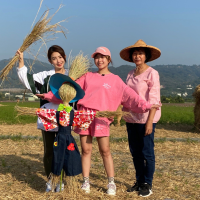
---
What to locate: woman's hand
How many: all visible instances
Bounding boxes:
[35,94,44,99]
[151,104,161,109]
[145,120,153,136]
[15,49,24,68]
[145,107,157,136]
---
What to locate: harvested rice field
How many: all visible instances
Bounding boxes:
[0,124,200,200]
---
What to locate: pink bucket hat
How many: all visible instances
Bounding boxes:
[91,47,111,58]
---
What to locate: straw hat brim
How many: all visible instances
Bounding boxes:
[120,44,161,63]
[49,74,85,103]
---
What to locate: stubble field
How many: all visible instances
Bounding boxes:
[0,102,199,200]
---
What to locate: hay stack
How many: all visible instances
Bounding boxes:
[193,84,200,131]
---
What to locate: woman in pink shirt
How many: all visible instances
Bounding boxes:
[120,40,161,197]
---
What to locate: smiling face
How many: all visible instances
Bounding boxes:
[49,52,66,70]
[94,53,110,70]
[132,48,146,66]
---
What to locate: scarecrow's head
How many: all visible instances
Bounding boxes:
[49,73,85,106]
[58,82,76,106]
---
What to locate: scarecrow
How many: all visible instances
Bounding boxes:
[15,73,129,192]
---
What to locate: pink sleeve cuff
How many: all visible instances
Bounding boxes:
[43,91,63,104]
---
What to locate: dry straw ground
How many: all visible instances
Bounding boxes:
[0,124,200,199]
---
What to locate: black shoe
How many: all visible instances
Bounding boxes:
[139,183,152,197]
[127,182,140,192]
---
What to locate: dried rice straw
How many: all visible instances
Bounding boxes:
[0,4,67,85]
[193,84,200,131]
[68,52,91,80]
[59,83,76,106]
[96,110,131,119]
[15,105,131,119]
[15,106,37,117]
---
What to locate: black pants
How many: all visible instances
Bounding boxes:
[41,130,57,178]
[126,122,156,185]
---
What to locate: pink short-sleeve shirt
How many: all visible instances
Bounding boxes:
[123,67,161,124]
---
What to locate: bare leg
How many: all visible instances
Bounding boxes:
[97,136,114,177]
[80,135,93,177]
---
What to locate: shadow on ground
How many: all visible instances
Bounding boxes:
[0,154,46,192]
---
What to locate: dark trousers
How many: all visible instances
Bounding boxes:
[126,122,156,186]
[42,130,57,178]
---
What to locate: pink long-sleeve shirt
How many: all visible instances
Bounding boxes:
[123,67,161,123]
[75,72,152,113]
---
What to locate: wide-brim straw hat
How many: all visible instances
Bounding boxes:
[49,73,85,103]
[120,39,161,62]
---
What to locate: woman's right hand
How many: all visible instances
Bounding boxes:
[151,104,161,109]
[15,49,24,68]
[35,94,45,99]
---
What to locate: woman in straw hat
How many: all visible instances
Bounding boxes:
[16,45,69,192]
[120,39,161,197]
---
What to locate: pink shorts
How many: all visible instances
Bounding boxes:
[74,106,113,137]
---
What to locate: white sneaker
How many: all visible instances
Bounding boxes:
[107,182,116,195]
[55,182,64,192]
[81,181,90,193]
[46,180,52,192]
[45,180,64,192]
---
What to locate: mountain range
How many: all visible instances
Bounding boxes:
[0,58,200,97]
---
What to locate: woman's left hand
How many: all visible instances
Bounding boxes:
[145,120,153,136]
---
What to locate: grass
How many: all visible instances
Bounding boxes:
[0,134,43,141]
[112,104,195,126]
[0,102,39,124]
[158,105,194,125]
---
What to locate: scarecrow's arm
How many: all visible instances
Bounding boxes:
[121,86,152,113]
[15,106,129,131]
[43,91,63,104]
[36,108,58,131]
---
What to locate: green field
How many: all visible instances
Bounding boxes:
[0,102,195,125]
[113,104,194,126]
[0,102,39,124]
[158,104,194,125]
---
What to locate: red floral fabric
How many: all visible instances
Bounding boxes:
[36,109,96,131]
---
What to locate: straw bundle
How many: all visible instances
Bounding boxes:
[0,6,67,85]
[96,110,131,119]
[15,105,131,119]
[59,83,76,105]
[116,105,123,126]
[15,105,36,116]
[68,52,91,80]
[193,84,200,131]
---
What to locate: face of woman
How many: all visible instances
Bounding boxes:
[49,52,66,70]
[132,49,146,66]
[94,53,110,70]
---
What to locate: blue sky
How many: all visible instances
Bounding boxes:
[0,0,200,67]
